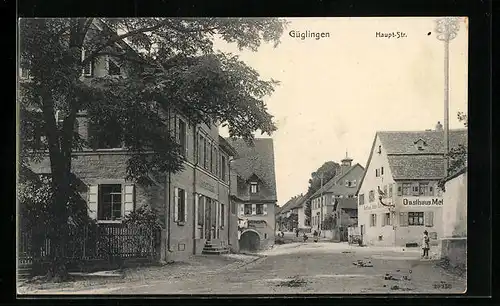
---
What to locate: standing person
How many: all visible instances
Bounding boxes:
[422,230,430,259]
[295,228,299,238]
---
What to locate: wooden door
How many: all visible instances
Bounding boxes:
[205,199,211,240]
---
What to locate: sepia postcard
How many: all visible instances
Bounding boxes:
[17,17,468,295]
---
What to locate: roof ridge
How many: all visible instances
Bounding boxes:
[377,128,467,133]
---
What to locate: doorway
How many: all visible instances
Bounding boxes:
[239,231,260,252]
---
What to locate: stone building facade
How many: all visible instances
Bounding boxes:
[227,138,278,251]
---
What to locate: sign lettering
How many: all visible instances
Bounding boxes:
[402,197,443,206]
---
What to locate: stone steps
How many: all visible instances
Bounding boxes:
[202,243,230,255]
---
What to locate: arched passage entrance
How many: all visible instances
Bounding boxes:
[239,230,261,252]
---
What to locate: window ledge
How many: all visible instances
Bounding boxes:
[97,220,123,224]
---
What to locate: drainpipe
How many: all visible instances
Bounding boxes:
[192,127,198,254]
[228,157,233,246]
[166,108,174,253]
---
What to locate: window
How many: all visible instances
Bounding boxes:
[175,188,186,223]
[359,194,365,205]
[98,184,122,220]
[264,233,268,239]
[244,204,252,215]
[197,196,204,226]
[221,155,227,181]
[402,183,411,196]
[346,180,352,187]
[381,167,384,175]
[352,180,357,187]
[203,139,208,169]
[388,184,393,197]
[209,144,214,172]
[348,194,354,198]
[256,204,264,215]
[177,119,187,157]
[383,213,391,226]
[20,67,30,79]
[419,183,434,196]
[81,49,94,77]
[424,211,434,227]
[108,58,121,76]
[221,203,225,227]
[370,214,377,227]
[198,134,204,165]
[408,212,424,226]
[369,190,375,202]
[250,182,258,194]
[412,184,420,195]
[375,169,379,177]
[378,145,382,154]
[215,149,219,176]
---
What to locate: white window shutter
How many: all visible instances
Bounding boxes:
[251,204,256,215]
[183,190,188,223]
[123,184,135,217]
[429,211,434,227]
[382,214,386,226]
[239,204,244,216]
[174,187,179,222]
[88,185,98,219]
[263,204,268,215]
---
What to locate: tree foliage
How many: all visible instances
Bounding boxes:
[438,111,468,191]
[18,17,287,278]
[304,161,341,224]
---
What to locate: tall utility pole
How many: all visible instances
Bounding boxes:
[435,17,460,177]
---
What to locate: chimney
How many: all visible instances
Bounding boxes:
[340,150,353,175]
[435,121,443,131]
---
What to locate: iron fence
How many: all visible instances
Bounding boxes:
[18,223,160,266]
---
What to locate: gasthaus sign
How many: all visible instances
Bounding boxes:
[402,197,444,206]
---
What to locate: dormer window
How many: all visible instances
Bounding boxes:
[414,138,427,151]
[250,182,258,194]
[377,145,382,154]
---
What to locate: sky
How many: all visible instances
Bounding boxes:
[215,17,468,206]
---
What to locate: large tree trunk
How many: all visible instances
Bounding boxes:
[41,89,75,281]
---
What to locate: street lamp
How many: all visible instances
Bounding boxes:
[435,17,461,177]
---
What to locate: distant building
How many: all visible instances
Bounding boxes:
[308,154,365,238]
[276,194,307,231]
[227,138,278,251]
[356,125,467,247]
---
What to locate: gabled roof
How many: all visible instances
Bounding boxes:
[377,129,467,155]
[356,128,468,194]
[226,138,277,200]
[309,163,365,200]
[277,194,306,214]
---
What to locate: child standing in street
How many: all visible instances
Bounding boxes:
[422,230,430,259]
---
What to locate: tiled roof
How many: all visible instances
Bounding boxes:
[357,128,468,191]
[226,138,277,200]
[387,155,447,180]
[309,164,364,199]
[377,129,468,154]
[278,194,306,214]
[290,194,307,210]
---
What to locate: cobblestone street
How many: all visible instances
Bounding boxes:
[105,242,465,295]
